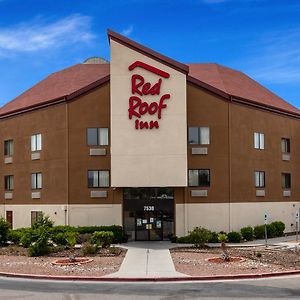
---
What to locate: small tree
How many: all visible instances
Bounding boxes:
[189,227,212,248]
[0,217,10,244]
[218,233,230,261]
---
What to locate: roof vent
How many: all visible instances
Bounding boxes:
[83,57,109,64]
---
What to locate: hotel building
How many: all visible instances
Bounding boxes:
[0,30,299,241]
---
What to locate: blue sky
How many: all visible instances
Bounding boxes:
[0,0,300,108]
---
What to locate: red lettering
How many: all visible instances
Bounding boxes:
[150,121,159,129]
[131,74,144,96]
[139,102,148,115]
[135,119,139,129]
[157,94,170,119]
[139,121,149,129]
[128,96,141,119]
[148,102,158,115]
[142,82,151,95]
[150,78,161,95]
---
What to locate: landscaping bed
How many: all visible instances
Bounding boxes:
[0,245,126,277]
[171,246,300,276]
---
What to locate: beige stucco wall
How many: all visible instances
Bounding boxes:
[176,202,300,236]
[0,204,122,229]
[110,40,187,187]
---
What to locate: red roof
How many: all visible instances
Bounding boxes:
[1,62,299,118]
[188,63,300,115]
[0,63,109,116]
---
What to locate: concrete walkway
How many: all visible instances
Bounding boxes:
[105,241,187,278]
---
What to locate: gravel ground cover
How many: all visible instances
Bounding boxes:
[170,246,300,276]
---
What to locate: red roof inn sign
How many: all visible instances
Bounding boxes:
[128,61,170,130]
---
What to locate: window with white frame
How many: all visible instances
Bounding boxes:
[4,175,14,191]
[188,169,210,187]
[31,173,42,189]
[31,211,43,225]
[88,170,109,188]
[255,171,265,188]
[4,140,13,156]
[281,173,291,189]
[254,132,264,149]
[31,134,42,151]
[188,127,210,145]
[87,128,109,146]
[281,138,290,154]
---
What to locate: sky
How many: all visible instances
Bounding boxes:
[0,0,300,108]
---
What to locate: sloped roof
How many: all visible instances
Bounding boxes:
[188,63,300,115]
[0,62,299,118]
[0,63,110,116]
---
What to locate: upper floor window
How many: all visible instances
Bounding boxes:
[281,138,290,154]
[4,175,14,191]
[281,173,291,189]
[87,128,108,146]
[4,140,13,156]
[188,127,210,145]
[31,172,42,189]
[31,134,42,151]
[188,169,210,187]
[254,171,265,188]
[254,132,264,149]
[88,170,109,188]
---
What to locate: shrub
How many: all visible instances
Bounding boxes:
[209,232,219,243]
[271,221,285,237]
[189,227,212,248]
[32,215,53,230]
[0,217,10,244]
[227,231,241,243]
[52,231,79,246]
[217,233,228,243]
[176,235,192,243]
[254,225,265,239]
[91,231,114,248]
[81,242,97,255]
[20,231,34,248]
[7,229,24,244]
[266,223,276,238]
[240,226,254,241]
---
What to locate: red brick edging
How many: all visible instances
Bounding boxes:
[1,269,300,282]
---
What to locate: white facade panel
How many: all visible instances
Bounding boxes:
[110,40,187,187]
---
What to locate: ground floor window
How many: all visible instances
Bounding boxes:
[31,211,43,225]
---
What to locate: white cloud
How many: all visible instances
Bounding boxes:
[242,28,300,84]
[0,14,94,54]
[121,25,133,37]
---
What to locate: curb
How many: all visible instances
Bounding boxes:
[1,269,300,282]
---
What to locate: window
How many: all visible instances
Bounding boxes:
[31,134,42,151]
[188,169,210,187]
[87,128,109,146]
[282,173,291,189]
[88,170,109,187]
[4,140,13,156]
[31,173,42,189]
[254,132,264,149]
[255,171,265,188]
[31,211,43,226]
[4,175,14,191]
[188,127,210,145]
[281,138,290,153]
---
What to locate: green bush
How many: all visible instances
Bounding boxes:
[91,231,114,248]
[240,226,254,241]
[81,242,97,255]
[189,227,212,248]
[217,233,228,243]
[266,223,276,238]
[52,231,79,246]
[209,232,219,243]
[0,217,10,244]
[271,221,285,237]
[254,225,265,239]
[32,215,53,230]
[20,231,33,247]
[7,229,23,244]
[227,231,241,243]
[176,235,192,243]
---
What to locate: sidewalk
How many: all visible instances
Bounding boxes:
[106,235,300,279]
[105,241,187,278]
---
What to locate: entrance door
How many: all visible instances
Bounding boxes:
[123,187,174,241]
[135,210,163,241]
[6,211,13,229]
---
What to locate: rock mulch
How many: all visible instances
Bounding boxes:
[170,246,300,277]
[0,245,126,277]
